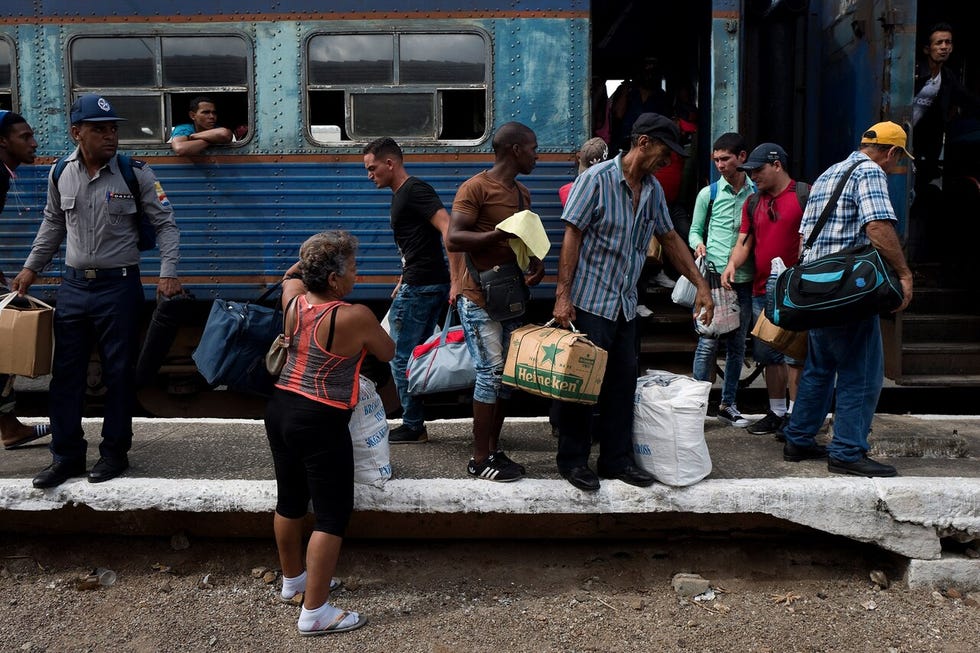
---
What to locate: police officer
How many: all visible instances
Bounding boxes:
[12,94,183,488]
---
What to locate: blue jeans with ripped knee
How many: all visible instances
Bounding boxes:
[455,296,521,404]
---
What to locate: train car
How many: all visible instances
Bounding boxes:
[2,1,975,417]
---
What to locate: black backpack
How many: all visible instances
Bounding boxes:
[741,181,811,244]
[52,153,156,251]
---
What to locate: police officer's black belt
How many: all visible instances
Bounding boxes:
[65,265,139,280]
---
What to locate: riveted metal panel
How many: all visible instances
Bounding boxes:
[5,159,576,303]
[3,2,591,19]
[709,1,742,155]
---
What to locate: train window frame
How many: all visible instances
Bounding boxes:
[304,29,491,147]
[0,35,16,112]
[65,32,253,148]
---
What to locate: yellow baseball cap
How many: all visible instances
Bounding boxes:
[861,121,912,158]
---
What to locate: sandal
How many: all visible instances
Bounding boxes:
[298,610,368,636]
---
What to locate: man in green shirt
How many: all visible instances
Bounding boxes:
[688,133,755,426]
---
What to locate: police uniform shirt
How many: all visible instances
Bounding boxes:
[24,147,179,278]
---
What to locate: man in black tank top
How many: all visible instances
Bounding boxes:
[363,138,451,443]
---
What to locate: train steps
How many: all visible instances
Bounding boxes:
[884,279,980,386]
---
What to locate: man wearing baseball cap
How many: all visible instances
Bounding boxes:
[11,94,183,488]
[722,142,811,439]
[780,120,913,477]
[551,112,712,492]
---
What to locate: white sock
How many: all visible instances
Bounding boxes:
[281,570,306,599]
[298,601,347,632]
[769,398,787,417]
[788,400,795,414]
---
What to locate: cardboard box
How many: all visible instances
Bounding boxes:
[0,294,54,378]
[503,324,607,404]
[751,311,807,361]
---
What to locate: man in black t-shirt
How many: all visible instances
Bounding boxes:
[0,110,51,450]
[363,137,452,443]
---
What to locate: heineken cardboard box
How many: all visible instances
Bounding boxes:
[502,324,607,404]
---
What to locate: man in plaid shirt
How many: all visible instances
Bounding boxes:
[781,122,913,477]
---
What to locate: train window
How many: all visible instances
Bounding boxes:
[306,30,488,144]
[68,35,251,147]
[1,36,15,111]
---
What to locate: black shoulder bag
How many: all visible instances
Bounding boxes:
[464,189,531,321]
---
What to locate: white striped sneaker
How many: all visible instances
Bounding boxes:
[467,456,524,482]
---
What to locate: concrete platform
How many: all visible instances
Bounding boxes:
[2,413,979,587]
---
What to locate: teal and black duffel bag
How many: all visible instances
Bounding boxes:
[767,244,903,331]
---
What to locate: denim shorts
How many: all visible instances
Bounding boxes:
[456,295,521,403]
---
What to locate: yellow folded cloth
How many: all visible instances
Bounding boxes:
[496,210,551,270]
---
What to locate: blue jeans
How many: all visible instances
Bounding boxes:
[692,281,752,406]
[556,309,637,475]
[456,295,520,404]
[50,273,143,463]
[783,316,883,462]
[388,283,449,429]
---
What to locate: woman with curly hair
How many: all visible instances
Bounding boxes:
[268,230,394,636]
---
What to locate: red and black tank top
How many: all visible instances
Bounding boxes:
[275,297,364,409]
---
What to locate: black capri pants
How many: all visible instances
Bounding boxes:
[264,388,355,536]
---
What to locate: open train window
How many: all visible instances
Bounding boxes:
[68,35,251,147]
[0,36,14,112]
[305,30,489,145]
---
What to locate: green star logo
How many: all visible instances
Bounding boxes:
[541,342,563,365]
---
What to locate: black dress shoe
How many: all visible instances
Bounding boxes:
[828,455,897,477]
[599,463,656,488]
[783,441,828,462]
[88,456,129,483]
[32,459,86,489]
[560,466,600,492]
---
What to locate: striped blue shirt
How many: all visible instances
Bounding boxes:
[800,151,897,263]
[562,154,674,321]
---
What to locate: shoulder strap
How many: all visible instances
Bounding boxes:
[703,180,720,237]
[794,181,810,211]
[52,156,69,187]
[740,192,761,244]
[324,303,341,352]
[802,160,865,250]
[115,153,144,220]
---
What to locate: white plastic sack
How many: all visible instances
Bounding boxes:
[349,376,392,487]
[671,255,706,308]
[632,371,712,486]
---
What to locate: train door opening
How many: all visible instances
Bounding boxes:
[590,1,712,208]
[590,1,713,371]
[909,0,980,269]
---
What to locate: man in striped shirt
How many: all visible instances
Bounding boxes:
[552,113,713,492]
[781,122,913,477]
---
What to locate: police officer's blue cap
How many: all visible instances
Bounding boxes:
[70,94,127,124]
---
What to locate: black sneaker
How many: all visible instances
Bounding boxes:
[747,411,783,435]
[467,456,524,482]
[828,455,897,477]
[717,405,750,428]
[490,450,526,475]
[389,424,428,444]
[774,413,791,442]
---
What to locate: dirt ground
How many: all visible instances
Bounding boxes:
[1,534,978,653]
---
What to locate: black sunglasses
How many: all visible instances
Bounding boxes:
[767,201,779,223]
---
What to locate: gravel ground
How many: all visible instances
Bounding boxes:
[2,534,978,653]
